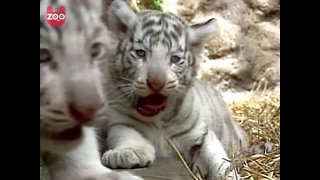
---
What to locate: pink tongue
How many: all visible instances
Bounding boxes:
[137,94,168,117]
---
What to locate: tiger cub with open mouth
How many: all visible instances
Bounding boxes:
[101,0,248,179]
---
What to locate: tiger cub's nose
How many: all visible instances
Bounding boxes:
[147,80,165,92]
[67,103,97,123]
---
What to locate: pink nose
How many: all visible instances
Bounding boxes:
[68,103,97,123]
[147,80,165,92]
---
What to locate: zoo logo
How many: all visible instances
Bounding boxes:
[47,6,66,27]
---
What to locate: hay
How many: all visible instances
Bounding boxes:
[228,91,280,180]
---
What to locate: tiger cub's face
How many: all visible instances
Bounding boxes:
[40,0,116,152]
[108,0,216,118]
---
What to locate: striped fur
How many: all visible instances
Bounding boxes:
[40,0,141,179]
[101,0,248,179]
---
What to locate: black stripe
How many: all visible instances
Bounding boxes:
[161,39,171,49]
[142,14,151,22]
[163,31,172,49]
[170,31,179,44]
[143,29,156,38]
[178,61,184,65]
[163,30,170,42]
[173,24,183,36]
[130,36,134,44]
[120,52,127,76]
[191,18,215,29]
[167,80,176,85]
[159,15,169,28]
[142,20,156,30]
[153,31,162,38]
[188,54,194,66]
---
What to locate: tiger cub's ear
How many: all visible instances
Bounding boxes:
[188,18,217,55]
[107,0,138,34]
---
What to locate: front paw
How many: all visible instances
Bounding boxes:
[101,148,155,169]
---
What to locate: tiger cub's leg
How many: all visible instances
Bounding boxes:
[101,125,156,169]
[178,129,240,180]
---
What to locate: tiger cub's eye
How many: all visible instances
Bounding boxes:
[40,49,52,63]
[91,42,104,59]
[136,49,146,58]
[171,55,181,63]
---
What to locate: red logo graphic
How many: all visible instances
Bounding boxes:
[47,6,66,27]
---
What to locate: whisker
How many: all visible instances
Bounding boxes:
[167,80,176,85]
[107,99,127,104]
[166,85,176,89]
[118,87,135,99]
[109,91,131,100]
[117,77,134,83]
[176,88,187,95]
[176,84,188,95]
[117,83,134,87]
[136,80,145,84]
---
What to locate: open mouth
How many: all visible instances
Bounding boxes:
[137,93,168,117]
[50,125,82,142]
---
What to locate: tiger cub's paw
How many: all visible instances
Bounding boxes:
[101,148,155,169]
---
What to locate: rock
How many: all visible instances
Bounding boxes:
[178,0,280,93]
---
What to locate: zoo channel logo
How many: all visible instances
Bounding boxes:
[47,6,66,27]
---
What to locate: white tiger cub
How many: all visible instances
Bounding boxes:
[40,0,142,179]
[101,0,249,179]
